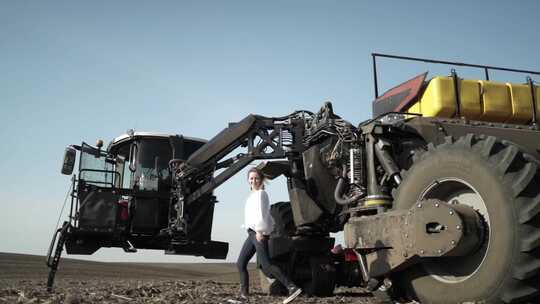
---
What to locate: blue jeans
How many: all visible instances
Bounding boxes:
[236,229,293,294]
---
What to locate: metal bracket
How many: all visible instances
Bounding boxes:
[344,199,483,277]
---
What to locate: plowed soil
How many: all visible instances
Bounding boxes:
[0,253,386,304]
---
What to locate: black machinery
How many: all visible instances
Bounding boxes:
[47,54,540,303]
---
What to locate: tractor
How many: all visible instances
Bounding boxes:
[48,54,540,303]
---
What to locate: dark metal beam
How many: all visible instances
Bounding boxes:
[372,54,379,98]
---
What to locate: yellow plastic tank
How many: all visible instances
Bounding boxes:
[458,79,482,120]
[407,101,421,115]
[478,80,511,122]
[405,77,540,125]
[506,83,533,124]
[419,76,455,118]
[414,76,481,119]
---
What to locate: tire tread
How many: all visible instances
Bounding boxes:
[394,133,540,303]
[519,194,540,224]
[513,258,540,280]
[493,145,519,174]
[521,231,540,253]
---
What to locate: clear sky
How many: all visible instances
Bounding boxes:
[1,1,540,263]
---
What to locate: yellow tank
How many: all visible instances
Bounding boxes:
[406,76,540,125]
[478,80,511,122]
[506,83,533,124]
[407,101,421,114]
[407,76,481,119]
[458,79,482,119]
[418,76,455,118]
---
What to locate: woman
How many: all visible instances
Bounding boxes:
[236,167,302,304]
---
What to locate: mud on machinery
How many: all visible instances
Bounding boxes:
[48,54,540,303]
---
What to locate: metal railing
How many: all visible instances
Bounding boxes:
[371,53,540,99]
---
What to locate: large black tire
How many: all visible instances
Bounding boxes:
[302,255,336,297]
[392,134,540,303]
[261,202,336,297]
[259,269,288,295]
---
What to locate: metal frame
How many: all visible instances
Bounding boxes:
[371,53,540,99]
[185,119,295,204]
[78,169,119,187]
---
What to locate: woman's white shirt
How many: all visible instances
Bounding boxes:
[244,189,275,235]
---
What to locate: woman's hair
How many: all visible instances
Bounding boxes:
[247,167,265,189]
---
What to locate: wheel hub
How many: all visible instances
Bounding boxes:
[419,178,491,284]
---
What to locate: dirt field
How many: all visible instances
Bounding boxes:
[0,252,387,304]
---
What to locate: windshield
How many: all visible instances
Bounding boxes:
[106,136,206,191]
[134,139,172,191]
[79,143,118,187]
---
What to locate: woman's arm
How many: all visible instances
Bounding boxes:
[255,191,272,241]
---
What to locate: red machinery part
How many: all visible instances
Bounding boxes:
[118,199,129,221]
[344,248,358,262]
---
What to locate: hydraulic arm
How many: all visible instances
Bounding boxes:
[165,111,310,239]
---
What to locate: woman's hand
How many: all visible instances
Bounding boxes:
[255,232,265,242]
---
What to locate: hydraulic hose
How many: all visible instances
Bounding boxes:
[334,176,362,205]
[374,141,401,185]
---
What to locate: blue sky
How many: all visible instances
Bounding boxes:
[1,1,540,263]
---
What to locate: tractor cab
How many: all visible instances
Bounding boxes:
[51,132,227,262]
[104,132,205,192]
